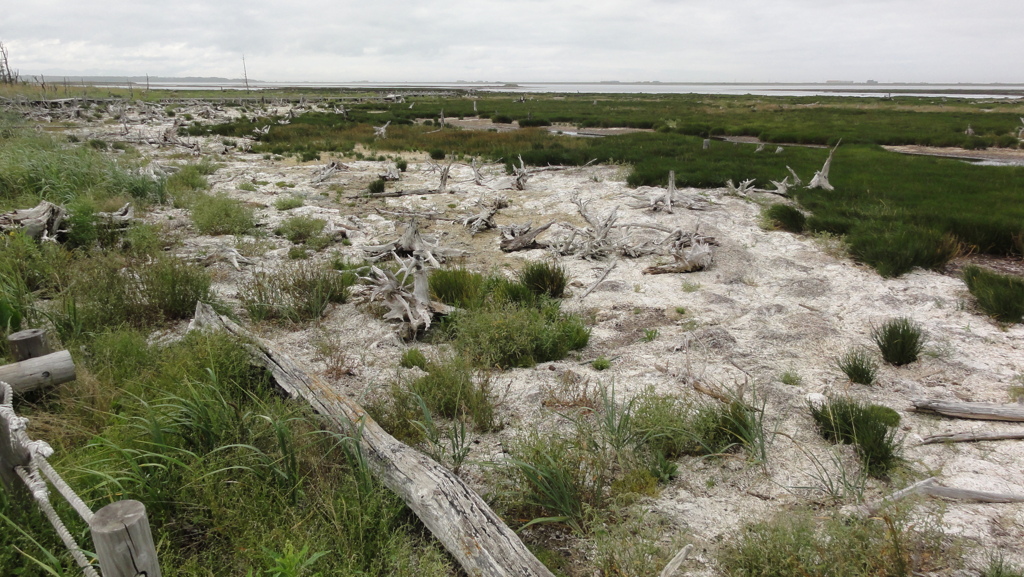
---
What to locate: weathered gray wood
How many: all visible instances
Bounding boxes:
[920,431,1024,445]
[911,399,1024,422]
[7,329,50,361]
[919,485,1024,503]
[500,220,554,252]
[90,500,162,577]
[0,350,76,394]
[189,303,556,577]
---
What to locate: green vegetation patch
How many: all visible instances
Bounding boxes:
[962,265,1024,323]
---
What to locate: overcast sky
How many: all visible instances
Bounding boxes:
[2,0,1022,83]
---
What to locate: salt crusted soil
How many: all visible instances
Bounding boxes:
[64,106,1024,573]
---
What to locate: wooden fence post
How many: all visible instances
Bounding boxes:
[90,500,161,577]
[7,328,51,361]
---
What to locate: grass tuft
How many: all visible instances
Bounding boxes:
[836,349,878,385]
[809,396,901,478]
[872,317,925,366]
[962,265,1024,323]
[763,204,806,233]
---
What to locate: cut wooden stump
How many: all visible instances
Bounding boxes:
[7,328,51,361]
[189,302,555,577]
[911,399,1024,422]
[0,350,77,395]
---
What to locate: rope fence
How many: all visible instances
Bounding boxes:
[0,380,161,577]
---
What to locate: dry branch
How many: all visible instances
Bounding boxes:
[919,431,1024,445]
[188,303,555,577]
[808,140,841,191]
[911,399,1024,422]
[499,220,555,252]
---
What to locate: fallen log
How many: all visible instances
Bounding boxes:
[0,201,67,240]
[0,350,77,395]
[189,303,555,577]
[920,431,1024,445]
[911,399,1024,422]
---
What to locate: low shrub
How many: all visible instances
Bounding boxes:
[872,317,925,366]
[273,195,304,210]
[836,348,878,385]
[396,159,408,172]
[718,509,956,576]
[448,302,589,369]
[429,267,486,308]
[962,265,1024,323]
[428,149,446,160]
[399,347,428,370]
[275,215,327,245]
[408,356,495,432]
[592,356,611,371]
[191,193,256,235]
[809,396,901,477]
[367,178,386,194]
[518,261,569,298]
[138,255,213,320]
[239,262,354,323]
[763,203,806,233]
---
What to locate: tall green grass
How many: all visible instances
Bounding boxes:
[962,265,1024,323]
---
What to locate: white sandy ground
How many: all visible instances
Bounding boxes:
[56,103,1024,574]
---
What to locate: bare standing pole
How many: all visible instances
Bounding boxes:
[242,54,250,94]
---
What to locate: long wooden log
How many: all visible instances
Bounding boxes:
[0,350,76,395]
[189,303,555,577]
[911,399,1024,422]
[920,431,1024,445]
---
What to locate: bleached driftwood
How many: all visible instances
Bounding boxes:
[808,140,841,191]
[626,171,676,213]
[767,177,790,197]
[659,545,693,577]
[373,121,391,139]
[862,477,1024,515]
[470,157,486,186]
[461,197,508,235]
[725,179,756,196]
[786,165,803,186]
[577,260,617,300]
[437,159,453,193]
[378,163,401,182]
[188,303,555,577]
[559,196,619,260]
[643,241,713,274]
[0,201,68,240]
[361,220,466,266]
[365,255,450,336]
[95,203,135,229]
[911,399,1024,422]
[920,431,1024,445]
[312,161,348,184]
[499,220,555,252]
[0,350,77,395]
[512,156,531,191]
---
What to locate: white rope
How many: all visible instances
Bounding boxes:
[2,381,99,577]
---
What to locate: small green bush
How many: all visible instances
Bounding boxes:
[239,262,353,323]
[367,178,386,194]
[592,356,611,371]
[396,159,408,172]
[138,255,213,320]
[409,356,495,432]
[809,396,901,478]
[274,195,304,210]
[191,193,256,235]
[400,348,428,370]
[448,302,589,369]
[836,349,878,385]
[518,261,569,298]
[429,268,486,308]
[962,265,1024,323]
[872,317,925,366]
[718,509,955,577]
[428,149,446,160]
[275,215,326,245]
[763,204,806,233]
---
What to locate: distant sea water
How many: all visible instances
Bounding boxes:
[120,80,1024,100]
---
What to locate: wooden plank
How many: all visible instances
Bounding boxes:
[190,303,555,577]
[911,399,1024,422]
[0,350,77,395]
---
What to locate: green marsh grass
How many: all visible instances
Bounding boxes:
[836,349,879,385]
[962,265,1024,323]
[872,317,926,366]
[809,396,902,478]
[190,193,256,235]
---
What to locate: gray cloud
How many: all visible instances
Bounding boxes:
[2,0,1021,82]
